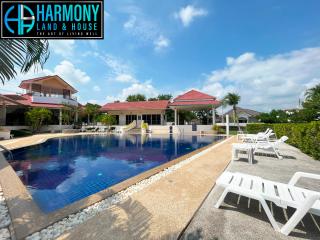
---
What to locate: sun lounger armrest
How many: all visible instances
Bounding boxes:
[288,172,320,186]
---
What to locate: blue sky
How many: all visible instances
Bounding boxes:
[3,0,320,111]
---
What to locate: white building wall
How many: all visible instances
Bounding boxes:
[149,125,214,134]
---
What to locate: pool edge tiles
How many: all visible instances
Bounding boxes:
[0,135,229,239]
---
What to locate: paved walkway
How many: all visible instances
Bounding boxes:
[54,136,236,240]
[180,143,320,240]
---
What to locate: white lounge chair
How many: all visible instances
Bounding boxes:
[233,136,288,161]
[242,129,275,143]
[254,136,288,159]
[215,171,320,236]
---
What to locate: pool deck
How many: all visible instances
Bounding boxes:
[55,136,235,240]
[180,143,320,239]
[0,133,235,239]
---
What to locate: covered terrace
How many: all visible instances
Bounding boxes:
[169,90,221,126]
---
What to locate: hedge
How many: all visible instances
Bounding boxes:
[246,122,320,160]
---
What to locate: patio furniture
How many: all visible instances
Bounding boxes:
[254,136,288,159]
[232,143,255,164]
[214,171,320,236]
[242,129,275,143]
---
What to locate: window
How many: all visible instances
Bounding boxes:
[114,115,119,125]
[142,114,161,125]
[126,115,137,124]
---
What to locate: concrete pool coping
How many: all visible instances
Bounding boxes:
[0,133,228,239]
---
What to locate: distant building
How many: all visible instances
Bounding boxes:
[101,90,221,126]
[223,107,261,123]
[0,75,78,127]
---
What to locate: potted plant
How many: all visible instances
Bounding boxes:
[141,122,149,134]
[212,124,219,134]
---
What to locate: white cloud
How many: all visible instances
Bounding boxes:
[93,85,101,92]
[154,35,170,51]
[0,60,91,95]
[106,81,158,102]
[0,66,51,94]
[49,40,75,58]
[101,54,132,76]
[123,15,170,51]
[54,60,91,84]
[115,74,137,83]
[201,47,320,111]
[174,5,208,27]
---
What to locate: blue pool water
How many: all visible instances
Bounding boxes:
[9,134,223,212]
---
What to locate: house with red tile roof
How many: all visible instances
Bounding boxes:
[101,90,221,127]
[0,75,79,127]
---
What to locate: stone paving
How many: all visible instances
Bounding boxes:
[180,143,320,240]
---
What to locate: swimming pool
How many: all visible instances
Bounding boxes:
[9,134,223,212]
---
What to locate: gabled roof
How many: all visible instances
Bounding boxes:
[101,100,169,111]
[173,90,216,101]
[170,89,220,107]
[19,75,78,94]
[224,107,261,117]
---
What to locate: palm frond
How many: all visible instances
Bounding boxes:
[0,39,50,84]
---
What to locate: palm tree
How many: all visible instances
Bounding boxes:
[223,92,241,129]
[220,98,228,123]
[0,40,50,84]
[305,84,320,101]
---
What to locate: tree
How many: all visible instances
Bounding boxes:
[99,114,117,127]
[84,103,101,124]
[157,94,172,100]
[194,109,213,124]
[223,93,241,129]
[25,108,52,133]
[302,84,320,121]
[257,110,289,123]
[61,104,78,125]
[126,94,146,102]
[148,94,172,101]
[0,40,50,84]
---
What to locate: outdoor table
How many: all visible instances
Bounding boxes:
[232,143,255,164]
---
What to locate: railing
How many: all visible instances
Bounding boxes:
[0,144,13,161]
[31,95,78,106]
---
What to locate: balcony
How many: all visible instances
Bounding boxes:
[31,94,78,106]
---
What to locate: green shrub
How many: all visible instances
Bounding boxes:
[212,124,219,131]
[141,122,149,129]
[11,129,32,137]
[247,122,320,160]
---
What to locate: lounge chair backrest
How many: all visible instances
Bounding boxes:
[265,128,271,134]
[278,136,288,143]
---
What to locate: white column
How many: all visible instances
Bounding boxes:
[174,108,177,125]
[75,110,79,123]
[59,108,62,127]
[226,114,230,137]
[212,107,216,125]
